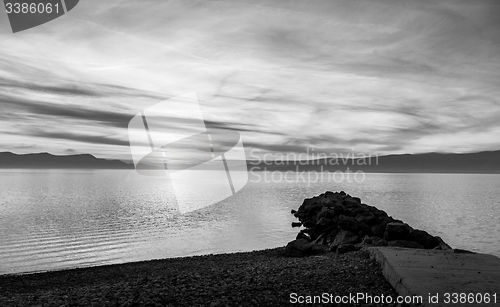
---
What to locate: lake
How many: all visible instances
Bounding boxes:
[0,169,499,275]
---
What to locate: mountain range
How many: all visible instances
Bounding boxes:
[0,152,133,169]
[1,150,500,173]
[247,150,500,174]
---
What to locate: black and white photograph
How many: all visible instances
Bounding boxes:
[0,0,499,306]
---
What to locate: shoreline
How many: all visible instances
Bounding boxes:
[2,190,497,306]
[0,247,400,306]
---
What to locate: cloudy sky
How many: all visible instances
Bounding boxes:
[1,0,500,161]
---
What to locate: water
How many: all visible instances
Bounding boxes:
[0,170,499,275]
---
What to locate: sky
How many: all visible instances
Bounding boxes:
[1,0,500,162]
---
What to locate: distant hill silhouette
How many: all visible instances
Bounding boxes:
[2,150,500,173]
[246,150,500,174]
[0,152,133,169]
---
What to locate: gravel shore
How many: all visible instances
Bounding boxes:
[0,247,401,307]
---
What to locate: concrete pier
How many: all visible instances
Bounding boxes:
[368,247,500,306]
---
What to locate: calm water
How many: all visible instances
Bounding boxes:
[0,170,499,275]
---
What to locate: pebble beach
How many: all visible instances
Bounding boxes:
[0,247,401,307]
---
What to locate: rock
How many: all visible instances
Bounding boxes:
[361,236,388,247]
[313,232,326,245]
[338,215,370,234]
[290,191,451,254]
[370,207,389,218]
[296,232,311,241]
[350,204,373,218]
[336,244,360,254]
[303,220,315,228]
[371,237,388,246]
[356,215,379,227]
[285,239,326,257]
[316,207,336,221]
[409,229,439,249]
[387,240,424,249]
[342,196,361,208]
[316,217,332,227]
[361,236,372,245]
[331,204,346,216]
[330,230,360,249]
[322,226,341,245]
[310,244,327,255]
[285,239,313,257]
[435,236,452,250]
[453,249,475,254]
[371,217,393,237]
[384,222,412,241]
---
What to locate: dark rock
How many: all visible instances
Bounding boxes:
[293,212,306,219]
[350,207,372,218]
[435,236,452,250]
[361,236,372,245]
[310,216,336,240]
[290,191,451,254]
[303,220,315,228]
[291,209,297,214]
[313,232,326,245]
[356,215,380,227]
[310,227,324,241]
[361,236,388,247]
[322,226,342,245]
[300,197,316,209]
[369,207,389,218]
[338,215,370,234]
[310,244,327,255]
[296,232,311,241]
[285,239,327,257]
[384,222,412,241]
[453,249,475,254]
[371,217,393,237]
[330,230,360,249]
[285,239,313,257]
[387,240,424,249]
[409,229,439,249]
[371,224,385,237]
[316,217,332,227]
[342,196,361,208]
[371,237,388,246]
[331,204,346,216]
[316,207,336,221]
[336,244,361,254]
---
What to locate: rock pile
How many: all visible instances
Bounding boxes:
[286,191,451,257]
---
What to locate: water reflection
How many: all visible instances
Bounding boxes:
[0,170,499,274]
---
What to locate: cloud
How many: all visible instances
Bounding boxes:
[26,130,130,147]
[1,0,500,159]
[0,80,100,97]
[0,94,133,128]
